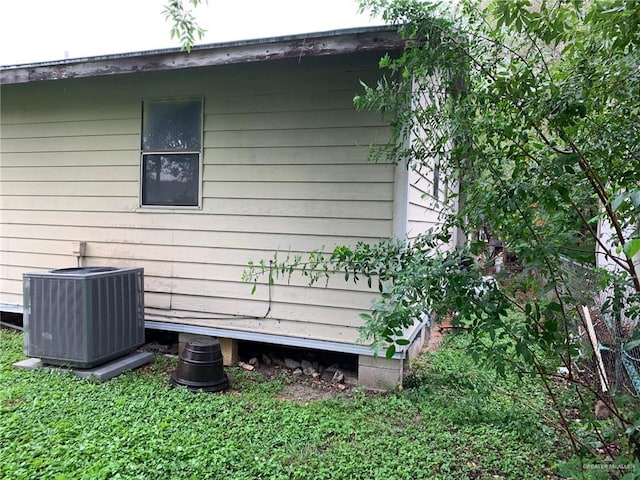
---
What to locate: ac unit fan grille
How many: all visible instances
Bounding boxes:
[23,267,144,368]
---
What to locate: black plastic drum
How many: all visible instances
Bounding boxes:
[169,338,229,392]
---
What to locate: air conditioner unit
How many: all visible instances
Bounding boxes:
[23,266,145,368]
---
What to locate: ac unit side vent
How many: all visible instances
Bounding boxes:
[23,267,144,368]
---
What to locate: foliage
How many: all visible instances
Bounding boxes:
[355,0,640,284]
[163,0,206,52]
[243,0,640,466]
[245,234,505,356]
[0,329,568,479]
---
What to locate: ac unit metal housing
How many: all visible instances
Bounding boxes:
[23,266,145,368]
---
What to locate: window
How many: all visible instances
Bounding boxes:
[432,162,440,205]
[140,98,203,207]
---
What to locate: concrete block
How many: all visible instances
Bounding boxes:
[13,358,44,370]
[73,351,153,381]
[358,355,403,391]
[14,352,153,382]
[359,355,402,370]
[406,325,429,361]
[178,333,238,366]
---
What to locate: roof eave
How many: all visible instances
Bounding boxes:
[0,26,403,85]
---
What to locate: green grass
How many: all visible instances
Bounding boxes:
[0,328,567,479]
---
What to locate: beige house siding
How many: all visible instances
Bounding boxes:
[399,72,458,344]
[407,166,442,239]
[0,52,395,344]
[405,70,452,241]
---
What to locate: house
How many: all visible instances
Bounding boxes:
[0,26,453,388]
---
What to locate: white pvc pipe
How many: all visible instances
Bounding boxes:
[582,305,610,393]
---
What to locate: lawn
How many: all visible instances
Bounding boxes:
[0,328,566,479]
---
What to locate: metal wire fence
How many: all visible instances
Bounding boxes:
[559,257,640,396]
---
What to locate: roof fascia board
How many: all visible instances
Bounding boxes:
[1,27,403,85]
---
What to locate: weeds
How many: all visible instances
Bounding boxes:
[1,329,568,479]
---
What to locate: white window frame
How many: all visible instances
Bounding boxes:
[139,97,204,209]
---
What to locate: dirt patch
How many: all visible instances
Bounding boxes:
[236,361,365,402]
[141,327,446,402]
[275,380,353,402]
[426,325,445,351]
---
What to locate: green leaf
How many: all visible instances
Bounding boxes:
[385,344,396,359]
[611,192,627,211]
[556,185,569,201]
[623,339,640,351]
[395,339,410,346]
[623,238,640,259]
[547,302,563,313]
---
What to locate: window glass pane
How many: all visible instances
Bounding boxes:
[142,99,201,151]
[142,154,199,206]
[432,164,440,203]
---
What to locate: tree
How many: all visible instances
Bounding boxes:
[163,0,206,52]
[244,0,640,469]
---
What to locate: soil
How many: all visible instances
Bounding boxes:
[426,324,445,351]
[289,328,441,400]
[142,326,445,402]
[232,327,445,401]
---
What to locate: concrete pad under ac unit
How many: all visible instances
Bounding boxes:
[14,351,153,382]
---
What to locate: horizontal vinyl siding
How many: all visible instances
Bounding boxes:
[1,210,391,236]
[0,118,140,139]
[0,223,379,252]
[0,135,139,153]
[1,196,392,219]
[0,53,393,344]
[406,166,443,239]
[0,150,138,167]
